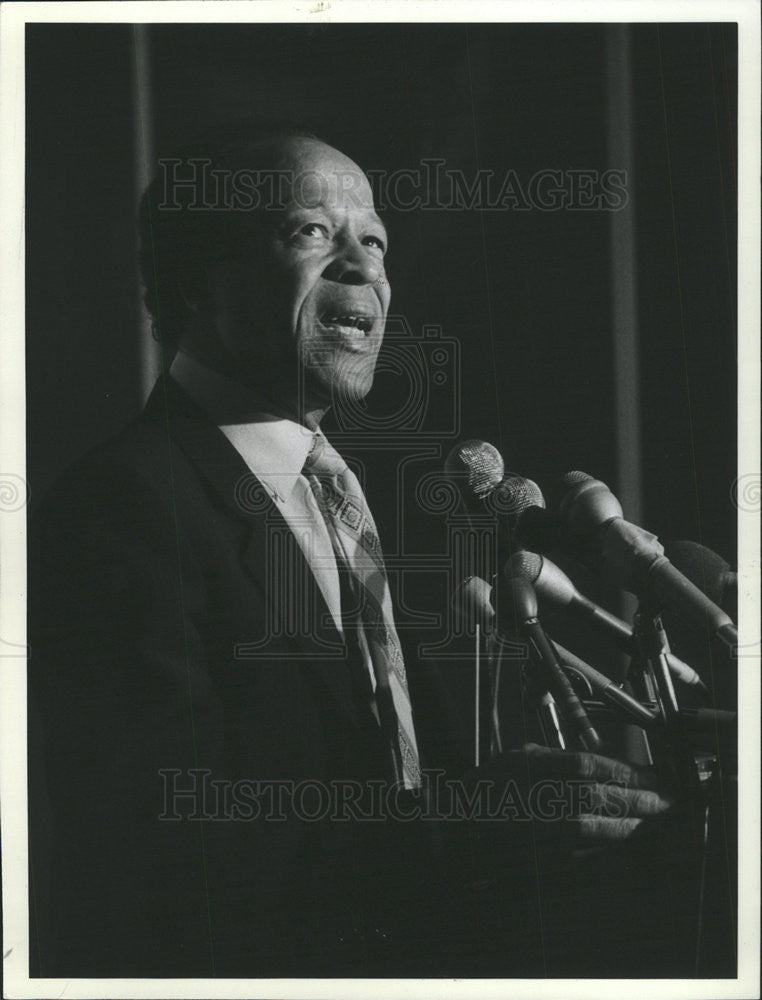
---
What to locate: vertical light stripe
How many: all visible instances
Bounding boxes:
[132,24,162,403]
[606,24,642,527]
[475,623,480,767]
[605,26,649,740]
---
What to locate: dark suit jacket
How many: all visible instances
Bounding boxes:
[29,375,728,979]
[28,375,483,978]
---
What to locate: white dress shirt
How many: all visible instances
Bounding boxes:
[169,350,347,639]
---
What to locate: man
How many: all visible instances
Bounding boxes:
[28,125,678,978]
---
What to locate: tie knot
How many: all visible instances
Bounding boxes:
[302,432,347,479]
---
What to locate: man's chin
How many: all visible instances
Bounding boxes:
[301,377,372,418]
[305,355,376,407]
[330,371,375,408]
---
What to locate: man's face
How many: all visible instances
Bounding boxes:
[209,136,391,409]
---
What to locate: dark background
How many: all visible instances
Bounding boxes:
[26,21,738,622]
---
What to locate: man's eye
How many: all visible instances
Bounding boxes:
[363,235,386,253]
[299,223,328,239]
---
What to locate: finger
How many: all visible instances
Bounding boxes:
[585,783,674,818]
[522,744,660,790]
[574,753,658,789]
[626,764,661,793]
[571,815,644,842]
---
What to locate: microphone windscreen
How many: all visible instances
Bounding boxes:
[444,440,504,500]
[451,575,494,633]
[551,469,594,511]
[552,470,624,536]
[505,549,543,583]
[492,473,545,517]
[560,470,593,487]
[665,540,736,614]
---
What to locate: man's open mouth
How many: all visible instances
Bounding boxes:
[320,313,374,335]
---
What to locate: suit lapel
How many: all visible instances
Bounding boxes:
[143,374,265,524]
[240,519,373,729]
[143,375,365,729]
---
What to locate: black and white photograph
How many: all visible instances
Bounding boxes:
[0,1,759,996]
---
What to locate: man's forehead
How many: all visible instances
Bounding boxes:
[267,137,377,212]
[285,166,376,212]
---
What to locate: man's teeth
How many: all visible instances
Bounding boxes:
[322,315,372,333]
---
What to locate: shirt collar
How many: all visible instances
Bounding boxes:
[169,350,316,503]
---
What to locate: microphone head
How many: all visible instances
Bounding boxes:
[451,575,495,634]
[497,575,538,633]
[553,470,623,535]
[507,549,585,611]
[504,549,543,584]
[493,472,561,552]
[665,540,737,614]
[493,474,558,551]
[490,473,545,518]
[558,470,594,489]
[444,440,504,500]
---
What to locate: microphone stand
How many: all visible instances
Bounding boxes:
[633,598,709,975]
[486,627,566,751]
[523,665,567,750]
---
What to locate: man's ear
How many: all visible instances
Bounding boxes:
[176,263,213,314]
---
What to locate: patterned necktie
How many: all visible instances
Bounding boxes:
[303,432,421,790]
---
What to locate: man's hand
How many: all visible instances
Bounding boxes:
[464,742,674,848]
[517,742,672,842]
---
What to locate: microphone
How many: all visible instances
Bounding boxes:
[451,574,528,660]
[665,540,737,617]
[452,574,562,751]
[498,573,603,751]
[444,439,504,507]
[444,441,546,546]
[452,575,657,731]
[452,574,495,632]
[505,550,709,694]
[453,576,733,744]
[552,472,738,659]
[494,473,562,553]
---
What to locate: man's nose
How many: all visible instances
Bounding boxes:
[322,240,381,286]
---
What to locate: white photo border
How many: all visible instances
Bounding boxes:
[1,2,759,998]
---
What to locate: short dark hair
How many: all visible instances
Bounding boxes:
[137,120,322,349]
